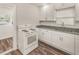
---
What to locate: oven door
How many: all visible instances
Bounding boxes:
[24,34,38,50]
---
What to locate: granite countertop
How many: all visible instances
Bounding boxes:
[37,25,79,35]
[37,24,79,29]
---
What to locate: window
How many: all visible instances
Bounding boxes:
[0,15,10,25]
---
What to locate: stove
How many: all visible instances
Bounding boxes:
[17,25,38,54]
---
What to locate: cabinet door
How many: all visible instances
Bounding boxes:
[61,33,74,54]
[54,3,63,9]
[40,29,46,40]
[51,31,57,42]
[75,35,79,55]
[42,30,47,40]
[48,30,52,39]
[51,31,62,47]
[54,3,74,9]
[43,30,48,40]
[63,3,75,8]
[42,30,51,42]
[39,29,48,41]
[75,4,79,21]
[37,29,44,40]
[46,5,55,21]
[40,5,55,21]
[37,29,41,40]
[40,9,46,21]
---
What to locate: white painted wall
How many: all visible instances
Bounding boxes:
[16,4,40,26]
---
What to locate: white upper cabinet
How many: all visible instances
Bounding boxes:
[39,3,79,26]
[46,5,55,21]
[55,3,75,26]
[56,18,75,26]
[40,4,55,21]
[75,4,79,21]
[54,3,75,9]
[40,8,46,21]
[56,8,75,18]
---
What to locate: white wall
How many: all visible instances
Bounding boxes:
[0,3,40,39]
[0,4,15,40]
[16,4,40,26]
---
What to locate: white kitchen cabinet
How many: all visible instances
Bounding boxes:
[38,29,48,41]
[53,31,74,54]
[46,5,55,21]
[51,31,61,47]
[52,31,75,54]
[51,31,74,54]
[38,29,52,43]
[75,35,79,55]
[40,29,51,42]
[63,3,75,8]
[56,8,75,18]
[37,28,76,54]
[51,31,62,47]
[54,3,63,9]
[43,30,49,40]
[56,18,75,26]
[38,28,75,54]
[54,3,75,10]
[56,5,75,26]
[60,33,74,54]
[75,4,79,21]
[40,9,46,21]
[48,30,53,41]
[41,29,48,39]
[40,4,55,21]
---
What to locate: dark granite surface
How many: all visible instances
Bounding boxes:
[37,25,79,35]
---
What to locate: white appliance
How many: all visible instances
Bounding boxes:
[18,25,38,55]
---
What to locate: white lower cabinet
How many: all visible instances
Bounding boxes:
[75,35,79,55]
[38,28,75,54]
[51,31,62,47]
[45,30,52,42]
[38,29,44,40]
[51,31,74,54]
[60,33,74,54]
